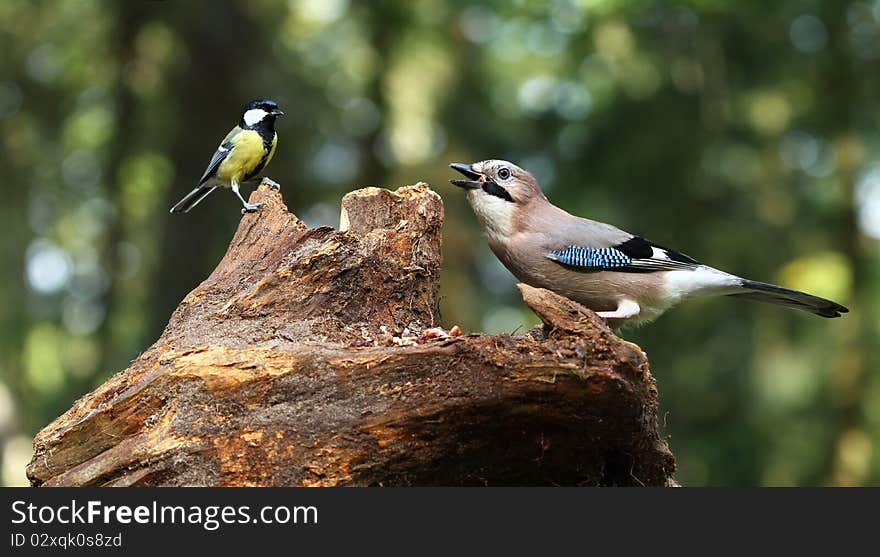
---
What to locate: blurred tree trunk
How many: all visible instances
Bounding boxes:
[0,83,28,429]
[152,1,268,341]
[820,0,871,486]
[357,2,400,186]
[95,1,150,377]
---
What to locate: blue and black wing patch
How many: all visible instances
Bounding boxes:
[547,246,632,269]
[548,237,699,273]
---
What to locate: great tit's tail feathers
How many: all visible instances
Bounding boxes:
[728,279,848,318]
[170,185,218,214]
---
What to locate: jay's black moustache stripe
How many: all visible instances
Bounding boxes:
[482,180,514,202]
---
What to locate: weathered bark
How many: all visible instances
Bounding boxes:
[27,182,676,487]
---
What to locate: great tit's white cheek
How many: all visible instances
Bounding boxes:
[467,190,516,239]
[243,108,268,126]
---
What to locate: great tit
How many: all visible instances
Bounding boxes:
[170,99,283,214]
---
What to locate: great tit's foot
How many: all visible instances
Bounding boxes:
[261,177,281,190]
[240,202,264,214]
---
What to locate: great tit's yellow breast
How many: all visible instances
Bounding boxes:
[216,130,265,183]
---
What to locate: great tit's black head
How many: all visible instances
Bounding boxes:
[242,98,284,127]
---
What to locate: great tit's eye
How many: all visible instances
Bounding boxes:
[497,167,511,180]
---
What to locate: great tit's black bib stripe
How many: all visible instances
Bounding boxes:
[245,147,272,181]
[242,122,276,145]
[482,181,514,202]
[243,129,276,182]
[260,131,274,151]
[548,246,631,269]
[235,116,276,182]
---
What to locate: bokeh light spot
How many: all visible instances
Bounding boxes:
[24,323,65,395]
[748,91,791,136]
[777,251,852,304]
[789,14,827,54]
[25,240,72,294]
[855,163,880,239]
[2,436,32,487]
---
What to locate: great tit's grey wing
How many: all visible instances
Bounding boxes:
[547,236,699,273]
[170,127,241,213]
[197,126,241,185]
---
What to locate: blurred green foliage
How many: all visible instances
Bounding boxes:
[1,0,878,486]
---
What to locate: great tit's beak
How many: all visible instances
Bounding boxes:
[449,163,484,190]
[272,109,284,116]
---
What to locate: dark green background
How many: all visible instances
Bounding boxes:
[1,0,877,486]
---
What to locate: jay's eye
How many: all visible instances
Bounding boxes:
[497,167,511,180]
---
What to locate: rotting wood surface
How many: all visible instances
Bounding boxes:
[28,182,676,486]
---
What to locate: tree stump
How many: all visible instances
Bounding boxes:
[27,182,676,487]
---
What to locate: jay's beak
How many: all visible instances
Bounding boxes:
[449,163,484,190]
[271,109,284,116]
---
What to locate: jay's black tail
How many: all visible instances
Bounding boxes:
[728,279,849,318]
